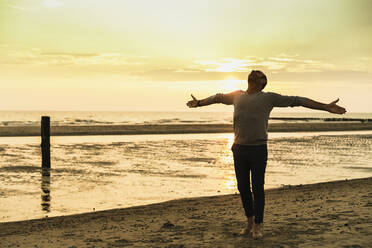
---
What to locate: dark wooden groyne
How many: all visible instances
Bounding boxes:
[0,122,372,137]
[270,117,372,122]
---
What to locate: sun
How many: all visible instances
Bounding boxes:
[220,78,246,92]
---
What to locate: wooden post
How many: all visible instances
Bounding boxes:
[41,116,51,168]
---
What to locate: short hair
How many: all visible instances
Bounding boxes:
[248,70,267,90]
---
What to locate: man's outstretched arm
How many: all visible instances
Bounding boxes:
[186,91,241,108]
[300,98,346,114]
[270,92,346,114]
[186,94,220,108]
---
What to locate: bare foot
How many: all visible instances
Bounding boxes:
[252,223,263,239]
[239,217,254,235]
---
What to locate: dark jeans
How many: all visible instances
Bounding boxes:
[231,143,267,224]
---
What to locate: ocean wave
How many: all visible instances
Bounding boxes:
[0,117,370,127]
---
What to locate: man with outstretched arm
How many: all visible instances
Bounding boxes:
[186,70,346,239]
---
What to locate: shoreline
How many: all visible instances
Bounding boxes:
[1,177,371,247]
[0,122,372,137]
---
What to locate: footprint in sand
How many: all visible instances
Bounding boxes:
[84,238,103,242]
[108,239,131,247]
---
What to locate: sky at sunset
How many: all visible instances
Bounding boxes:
[1,0,371,112]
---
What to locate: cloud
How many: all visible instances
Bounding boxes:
[0,48,148,67]
[6,4,28,11]
[40,52,99,57]
[5,0,63,11]
[191,56,339,73]
[43,0,63,8]
[1,46,371,83]
[194,58,255,73]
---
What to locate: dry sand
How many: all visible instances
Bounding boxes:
[0,122,372,136]
[0,177,371,248]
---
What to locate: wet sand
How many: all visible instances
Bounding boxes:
[0,122,372,136]
[1,177,371,248]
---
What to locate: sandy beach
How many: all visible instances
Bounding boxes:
[1,177,371,248]
[0,122,372,136]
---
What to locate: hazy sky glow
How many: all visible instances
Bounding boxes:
[1,0,372,111]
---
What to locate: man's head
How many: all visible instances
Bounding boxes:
[248,70,267,90]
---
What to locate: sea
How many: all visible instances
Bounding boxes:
[0,111,372,222]
[0,111,371,126]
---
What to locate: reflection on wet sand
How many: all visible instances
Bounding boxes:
[0,132,371,222]
[222,174,237,190]
[41,168,51,213]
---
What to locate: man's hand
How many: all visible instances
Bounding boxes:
[325,99,346,114]
[187,94,199,108]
